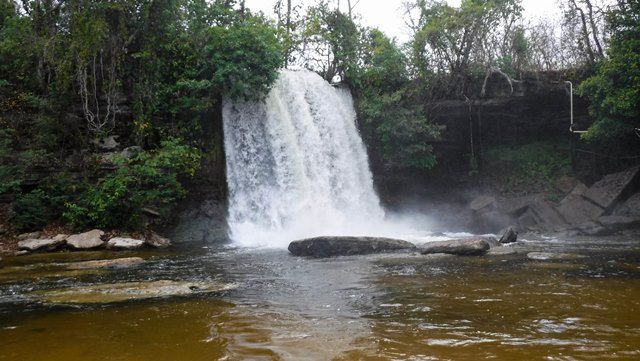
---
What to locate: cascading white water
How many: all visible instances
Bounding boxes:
[223,69,386,247]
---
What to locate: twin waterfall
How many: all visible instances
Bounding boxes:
[223,70,385,247]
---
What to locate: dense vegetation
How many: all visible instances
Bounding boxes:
[0,0,283,231]
[0,0,637,232]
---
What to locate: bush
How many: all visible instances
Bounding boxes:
[64,138,201,230]
[13,190,47,232]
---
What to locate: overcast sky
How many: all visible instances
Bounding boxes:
[245,0,564,43]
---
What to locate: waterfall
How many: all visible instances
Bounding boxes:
[223,70,385,247]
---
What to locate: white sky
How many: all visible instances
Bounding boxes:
[245,0,564,43]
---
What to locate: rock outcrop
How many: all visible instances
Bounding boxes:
[32,280,236,304]
[65,257,146,270]
[288,236,416,257]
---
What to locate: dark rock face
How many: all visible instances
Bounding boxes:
[499,227,518,244]
[288,236,416,257]
[583,166,640,210]
[419,238,491,256]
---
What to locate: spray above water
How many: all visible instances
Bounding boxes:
[223,70,386,247]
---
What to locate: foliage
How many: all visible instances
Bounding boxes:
[354,29,440,170]
[301,2,361,81]
[579,0,640,148]
[12,174,76,232]
[205,17,284,100]
[64,138,201,230]
[13,190,48,232]
[484,141,571,195]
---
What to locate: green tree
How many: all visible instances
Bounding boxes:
[579,0,639,148]
[354,29,440,170]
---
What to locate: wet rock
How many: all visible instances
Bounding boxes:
[419,238,490,256]
[487,247,518,256]
[18,238,65,252]
[595,216,640,233]
[518,201,568,232]
[469,196,497,212]
[583,166,640,210]
[288,236,416,257]
[66,229,105,250]
[32,280,235,304]
[65,257,145,270]
[144,231,172,248]
[499,227,518,244]
[613,193,640,217]
[15,250,30,256]
[527,252,585,261]
[106,237,145,250]
[17,231,41,241]
[499,195,538,217]
[573,220,608,236]
[557,192,605,226]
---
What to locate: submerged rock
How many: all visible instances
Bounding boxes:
[107,237,145,250]
[419,238,490,256]
[499,227,518,244]
[18,238,65,252]
[33,280,235,304]
[65,257,146,270]
[527,252,586,261]
[67,229,105,250]
[288,236,416,257]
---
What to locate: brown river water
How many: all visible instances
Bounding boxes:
[0,237,639,360]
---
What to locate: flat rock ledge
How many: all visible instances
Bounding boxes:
[288,236,416,257]
[65,257,146,270]
[32,280,236,304]
[419,238,491,256]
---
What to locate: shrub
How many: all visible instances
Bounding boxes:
[13,190,47,232]
[64,138,201,230]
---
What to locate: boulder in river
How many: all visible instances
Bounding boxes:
[32,280,236,304]
[18,238,65,252]
[107,237,145,250]
[65,257,146,270]
[419,238,491,256]
[66,229,105,250]
[288,236,416,257]
[499,227,518,244]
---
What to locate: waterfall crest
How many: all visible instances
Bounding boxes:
[223,70,385,247]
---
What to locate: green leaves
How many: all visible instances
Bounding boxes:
[204,18,284,100]
[579,1,640,148]
[64,138,201,230]
[353,29,440,171]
